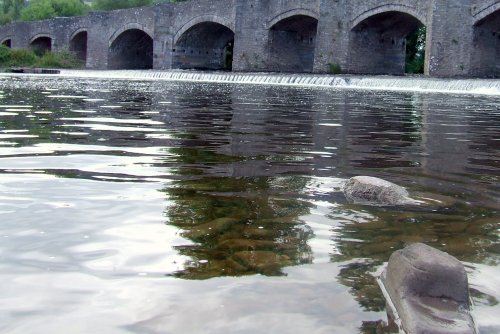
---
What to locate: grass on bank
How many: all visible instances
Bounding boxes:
[0,45,83,70]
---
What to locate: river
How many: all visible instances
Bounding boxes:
[0,71,499,333]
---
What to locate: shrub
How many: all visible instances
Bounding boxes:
[328,63,342,74]
[8,48,38,66]
[36,50,82,68]
[0,46,82,69]
[0,44,10,64]
[20,0,88,22]
[405,26,426,74]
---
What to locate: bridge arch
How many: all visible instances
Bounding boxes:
[348,7,427,75]
[350,5,427,31]
[172,16,235,70]
[69,28,88,64]
[267,10,319,73]
[108,25,153,70]
[30,34,53,54]
[267,9,319,30]
[173,15,234,46]
[109,23,153,47]
[471,4,500,77]
[1,37,12,48]
[473,1,500,23]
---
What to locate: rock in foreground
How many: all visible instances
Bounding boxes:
[380,243,476,334]
[343,176,414,205]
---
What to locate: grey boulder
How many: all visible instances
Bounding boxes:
[343,176,415,205]
[380,243,476,334]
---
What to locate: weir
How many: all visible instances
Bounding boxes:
[46,70,500,96]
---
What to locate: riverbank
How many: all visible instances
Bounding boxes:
[3,69,500,96]
[0,45,82,70]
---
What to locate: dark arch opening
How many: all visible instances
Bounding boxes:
[30,36,52,55]
[172,22,234,71]
[2,39,11,48]
[108,29,153,70]
[69,31,88,65]
[472,10,500,77]
[349,11,426,75]
[268,15,318,73]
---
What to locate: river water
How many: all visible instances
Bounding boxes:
[0,72,498,333]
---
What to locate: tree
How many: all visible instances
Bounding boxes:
[405,26,426,74]
[92,0,152,11]
[92,0,181,11]
[51,0,88,17]
[0,0,25,25]
[1,0,182,24]
[20,0,88,22]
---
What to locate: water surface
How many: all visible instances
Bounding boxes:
[0,74,498,333]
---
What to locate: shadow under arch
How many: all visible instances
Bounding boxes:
[69,29,88,64]
[267,11,319,73]
[108,28,153,69]
[348,8,427,75]
[471,7,500,77]
[1,37,11,48]
[30,34,52,55]
[172,18,235,71]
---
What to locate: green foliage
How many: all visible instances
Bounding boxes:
[0,44,10,62]
[405,26,426,74]
[0,44,82,68]
[7,47,37,66]
[92,0,148,11]
[36,49,82,68]
[19,0,88,22]
[328,63,342,74]
[0,0,25,25]
[92,0,183,11]
[20,0,54,21]
[1,0,180,24]
[50,0,88,16]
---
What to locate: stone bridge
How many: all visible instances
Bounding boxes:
[0,0,499,77]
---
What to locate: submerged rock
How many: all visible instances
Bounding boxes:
[343,176,415,205]
[232,250,291,275]
[380,243,476,334]
[182,217,239,241]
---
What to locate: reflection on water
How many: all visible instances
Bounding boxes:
[165,176,314,278]
[0,75,499,333]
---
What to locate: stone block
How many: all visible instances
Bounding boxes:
[380,243,476,334]
[342,176,414,205]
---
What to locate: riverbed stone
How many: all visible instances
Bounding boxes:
[232,250,291,274]
[380,243,476,334]
[343,176,415,205]
[182,217,239,241]
[215,238,276,252]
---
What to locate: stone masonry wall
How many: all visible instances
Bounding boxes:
[232,0,320,72]
[0,0,497,77]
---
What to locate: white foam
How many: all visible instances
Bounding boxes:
[3,70,500,96]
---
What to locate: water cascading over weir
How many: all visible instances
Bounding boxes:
[0,0,499,77]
